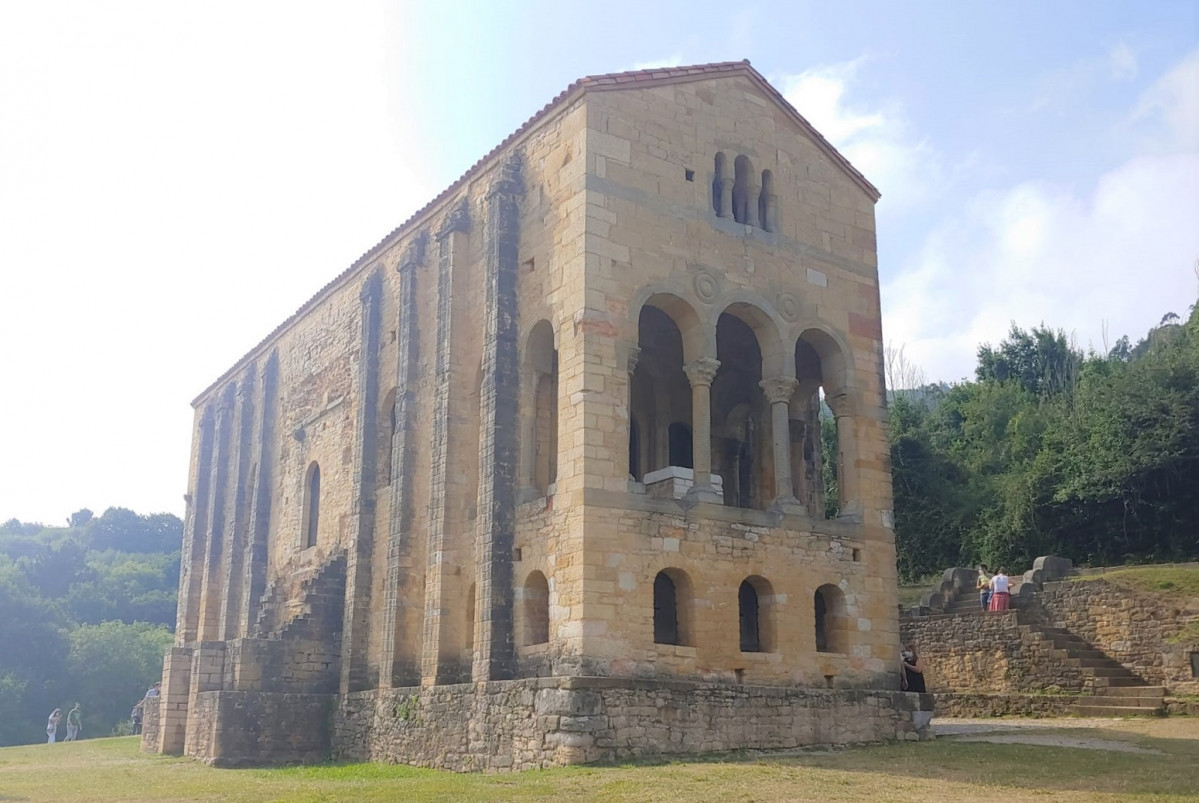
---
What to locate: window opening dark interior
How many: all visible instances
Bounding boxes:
[739,580,760,652]
[653,572,679,645]
[668,422,693,469]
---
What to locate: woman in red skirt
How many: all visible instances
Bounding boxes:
[988,567,1012,610]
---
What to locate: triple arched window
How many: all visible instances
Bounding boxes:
[712,152,776,232]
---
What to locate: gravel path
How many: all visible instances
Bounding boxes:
[934,717,1163,753]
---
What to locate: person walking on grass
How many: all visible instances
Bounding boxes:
[65,703,81,741]
[46,708,61,744]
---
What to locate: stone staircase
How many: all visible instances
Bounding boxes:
[1031,625,1164,716]
[909,563,1165,717]
[252,553,347,640]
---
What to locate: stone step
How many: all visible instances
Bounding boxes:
[1081,696,1162,709]
[1075,704,1161,717]
[1100,685,1166,699]
[1084,667,1139,678]
[1076,657,1125,668]
[1091,676,1150,687]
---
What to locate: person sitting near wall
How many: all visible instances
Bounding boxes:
[900,643,926,693]
[989,567,1012,611]
[976,564,992,611]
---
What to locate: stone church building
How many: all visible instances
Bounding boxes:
[142,61,930,769]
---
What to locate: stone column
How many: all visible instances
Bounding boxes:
[177,407,215,645]
[340,269,383,694]
[474,153,523,682]
[239,350,277,638]
[219,365,256,641]
[759,376,805,514]
[718,178,733,220]
[827,393,863,522]
[747,180,762,228]
[198,383,235,643]
[682,357,721,504]
[381,233,425,688]
[763,192,779,233]
[422,200,474,686]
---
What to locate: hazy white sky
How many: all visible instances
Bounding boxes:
[1,1,1196,524]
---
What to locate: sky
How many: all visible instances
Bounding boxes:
[1,0,1196,524]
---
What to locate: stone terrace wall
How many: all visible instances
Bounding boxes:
[185,691,333,767]
[901,610,1087,694]
[1031,578,1199,694]
[334,677,930,772]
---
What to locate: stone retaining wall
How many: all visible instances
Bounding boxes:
[333,676,932,772]
[140,696,160,747]
[184,691,334,767]
[1032,579,1199,694]
[930,692,1077,718]
[900,611,1086,694]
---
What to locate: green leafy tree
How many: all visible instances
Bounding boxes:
[65,621,172,738]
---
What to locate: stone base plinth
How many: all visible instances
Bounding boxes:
[333,676,932,772]
[183,691,334,767]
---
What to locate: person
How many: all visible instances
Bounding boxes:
[900,644,926,693]
[144,681,161,698]
[989,567,1012,611]
[976,564,992,611]
[65,703,81,741]
[131,702,144,736]
[46,708,61,744]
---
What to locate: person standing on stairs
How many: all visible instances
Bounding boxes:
[989,568,1012,611]
[976,564,992,611]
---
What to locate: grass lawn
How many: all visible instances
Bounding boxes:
[1072,566,1199,598]
[2,719,1198,802]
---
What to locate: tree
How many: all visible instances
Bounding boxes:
[65,621,172,738]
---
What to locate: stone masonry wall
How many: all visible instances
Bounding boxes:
[185,691,333,767]
[901,610,1087,694]
[1031,578,1199,694]
[334,677,929,772]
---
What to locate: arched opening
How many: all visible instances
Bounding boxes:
[712,151,727,217]
[377,388,398,486]
[667,422,693,468]
[814,583,848,653]
[527,321,558,494]
[629,418,641,480]
[465,582,476,656]
[631,299,698,480]
[521,571,550,646]
[712,312,768,508]
[302,462,320,549]
[758,169,775,232]
[653,568,692,646]
[739,580,759,652]
[732,154,753,224]
[794,330,851,519]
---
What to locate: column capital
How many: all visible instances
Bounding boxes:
[397,230,428,273]
[826,392,857,418]
[683,357,720,388]
[759,376,799,405]
[436,198,472,240]
[627,345,642,374]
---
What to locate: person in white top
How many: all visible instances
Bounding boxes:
[988,568,1012,611]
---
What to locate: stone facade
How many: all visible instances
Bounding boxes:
[146,61,926,769]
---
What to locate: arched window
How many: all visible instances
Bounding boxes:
[527,321,558,494]
[521,571,550,646]
[712,152,728,217]
[465,582,476,655]
[668,422,693,469]
[378,388,398,486]
[795,331,851,519]
[739,580,759,652]
[732,155,753,224]
[302,462,320,549]
[758,169,775,232]
[654,572,679,645]
[814,583,847,653]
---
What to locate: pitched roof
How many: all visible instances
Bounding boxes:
[194,60,877,405]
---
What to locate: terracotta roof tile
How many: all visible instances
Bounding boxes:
[194,60,877,404]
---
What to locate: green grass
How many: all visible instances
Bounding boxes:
[1072,567,1199,597]
[3,720,1199,802]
